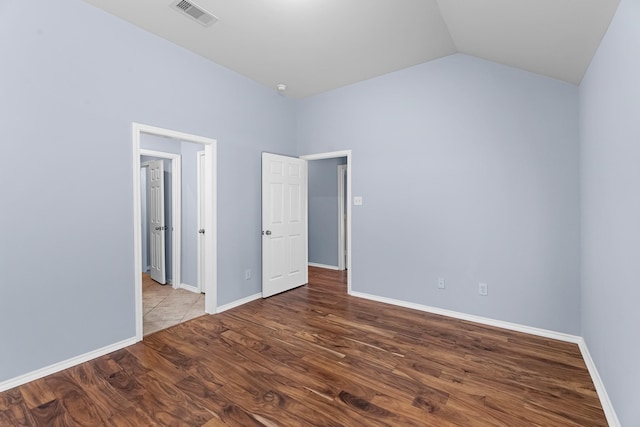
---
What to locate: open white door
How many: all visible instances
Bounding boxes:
[262,153,308,298]
[148,159,166,284]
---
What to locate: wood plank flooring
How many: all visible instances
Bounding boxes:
[0,267,607,426]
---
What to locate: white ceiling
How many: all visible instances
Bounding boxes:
[83,0,619,99]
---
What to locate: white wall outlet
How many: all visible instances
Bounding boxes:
[478,282,488,296]
[353,196,363,206]
[245,269,252,280]
[438,277,445,289]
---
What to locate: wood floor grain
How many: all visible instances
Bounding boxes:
[0,267,608,426]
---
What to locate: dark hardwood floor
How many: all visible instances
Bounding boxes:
[0,267,607,426]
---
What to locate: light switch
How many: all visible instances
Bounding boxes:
[354,196,363,206]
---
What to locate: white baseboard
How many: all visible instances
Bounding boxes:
[0,337,137,393]
[577,339,621,427]
[217,293,262,313]
[350,291,581,343]
[179,283,201,294]
[350,291,619,426]
[308,262,340,270]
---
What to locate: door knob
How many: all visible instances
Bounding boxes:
[265,230,272,235]
[198,229,205,234]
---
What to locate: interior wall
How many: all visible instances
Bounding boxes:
[297,53,581,334]
[308,157,347,267]
[579,0,639,424]
[180,141,201,288]
[0,0,295,383]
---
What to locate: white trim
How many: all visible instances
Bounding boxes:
[203,142,217,314]
[301,150,351,161]
[140,163,151,275]
[217,293,262,313]
[135,123,218,145]
[179,283,201,294]
[132,123,218,342]
[309,262,340,270]
[577,339,621,427]
[140,149,182,290]
[196,150,205,293]
[300,150,352,295]
[351,290,619,424]
[351,291,581,342]
[337,164,347,271]
[0,337,136,393]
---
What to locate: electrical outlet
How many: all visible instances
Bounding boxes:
[438,277,445,289]
[478,282,488,296]
[245,269,251,280]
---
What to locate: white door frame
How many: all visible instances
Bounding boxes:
[141,150,181,289]
[300,150,352,294]
[140,164,150,274]
[196,150,205,293]
[132,123,217,341]
[337,164,347,271]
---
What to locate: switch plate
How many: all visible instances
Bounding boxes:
[478,282,488,296]
[353,196,363,206]
[245,269,251,280]
[438,277,445,289]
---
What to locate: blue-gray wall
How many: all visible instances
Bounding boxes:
[180,141,202,289]
[297,54,581,335]
[308,157,347,267]
[0,0,295,382]
[580,0,639,424]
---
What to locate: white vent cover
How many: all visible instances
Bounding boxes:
[171,0,218,27]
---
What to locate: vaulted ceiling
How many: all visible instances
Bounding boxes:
[83,0,619,99]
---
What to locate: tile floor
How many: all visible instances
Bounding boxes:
[142,273,205,336]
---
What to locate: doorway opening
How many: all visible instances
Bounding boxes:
[301,150,352,295]
[307,157,348,271]
[132,123,217,341]
[139,148,206,335]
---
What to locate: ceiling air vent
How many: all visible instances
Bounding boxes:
[171,0,218,27]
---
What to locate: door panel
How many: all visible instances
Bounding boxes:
[268,236,285,280]
[289,233,303,274]
[148,159,166,284]
[262,153,308,298]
